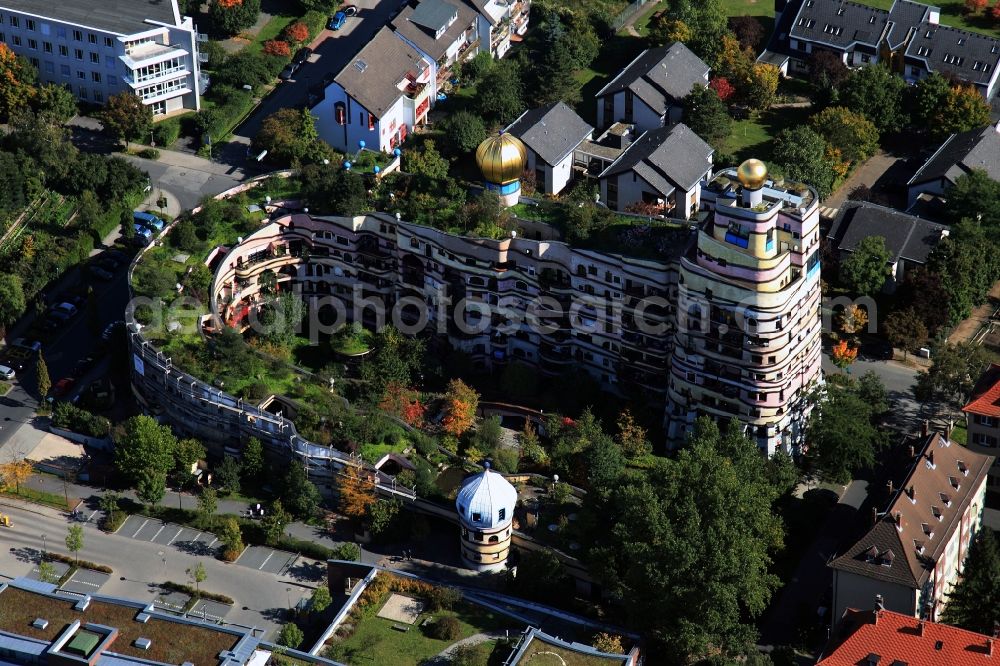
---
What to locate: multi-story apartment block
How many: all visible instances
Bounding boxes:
[665,160,823,454]
[0,0,200,114]
[313,27,433,153]
[829,432,993,622]
[392,0,480,94]
[962,363,1000,494]
[463,0,529,59]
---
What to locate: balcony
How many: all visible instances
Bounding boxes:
[121,43,189,68]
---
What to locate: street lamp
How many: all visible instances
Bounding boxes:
[286,587,292,611]
[41,533,46,555]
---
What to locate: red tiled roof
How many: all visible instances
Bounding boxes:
[963,363,1000,417]
[818,608,997,666]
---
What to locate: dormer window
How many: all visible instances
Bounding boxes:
[472,512,482,522]
[940,492,952,506]
[922,523,934,539]
[837,7,844,15]
[932,506,942,521]
[869,15,876,23]
[880,549,895,567]
[914,540,925,554]
[864,545,879,563]
[949,476,960,490]
[958,38,965,45]
[958,460,969,476]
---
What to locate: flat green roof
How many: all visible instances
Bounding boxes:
[65,629,102,657]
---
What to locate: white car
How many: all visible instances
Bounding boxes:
[0,365,16,380]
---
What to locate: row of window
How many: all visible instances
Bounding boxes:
[1,34,118,68]
[0,14,114,47]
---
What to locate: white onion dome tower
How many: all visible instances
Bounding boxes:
[475,131,527,208]
[455,463,517,572]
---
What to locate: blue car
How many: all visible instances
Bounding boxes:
[328,11,346,30]
[133,211,164,232]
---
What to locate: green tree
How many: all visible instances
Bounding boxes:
[531,18,586,106]
[217,456,242,495]
[927,222,1000,324]
[806,381,886,484]
[683,85,732,148]
[310,586,332,614]
[65,524,84,564]
[35,83,77,123]
[942,169,1000,228]
[198,487,218,520]
[120,207,137,242]
[171,218,199,252]
[745,63,780,111]
[253,108,330,166]
[772,126,836,197]
[242,437,264,485]
[0,43,37,121]
[474,59,523,124]
[909,72,952,131]
[439,110,487,155]
[262,499,291,545]
[0,274,25,332]
[210,0,261,37]
[37,561,59,584]
[882,307,928,359]
[809,106,879,165]
[915,341,991,408]
[840,236,890,296]
[136,468,167,508]
[283,461,321,519]
[36,353,51,398]
[839,64,908,133]
[940,529,1000,634]
[176,438,206,474]
[219,517,245,561]
[662,0,728,67]
[366,498,400,537]
[100,92,153,146]
[359,326,425,398]
[935,84,992,137]
[276,623,304,649]
[115,416,177,480]
[299,164,367,215]
[187,561,207,595]
[403,139,449,181]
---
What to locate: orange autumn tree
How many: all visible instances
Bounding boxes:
[263,40,290,57]
[338,464,377,522]
[379,382,426,427]
[283,22,310,45]
[831,339,859,370]
[0,459,32,493]
[441,379,479,437]
[0,43,36,121]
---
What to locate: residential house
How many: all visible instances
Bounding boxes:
[594,42,709,133]
[598,123,713,219]
[784,0,1000,97]
[505,101,594,195]
[313,27,433,154]
[829,432,993,622]
[0,0,201,114]
[907,122,1000,208]
[962,363,1000,495]
[392,0,479,98]
[817,606,998,665]
[826,201,949,291]
[463,0,529,59]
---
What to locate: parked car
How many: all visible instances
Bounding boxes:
[50,377,75,398]
[54,302,78,317]
[0,365,15,380]
[101,321,124,342]
[328,11,347,30]
[278,63,297,81]
[89,264,114,281]
[293,47,313,66]
[133,225,153,245]
[133,211,164,232]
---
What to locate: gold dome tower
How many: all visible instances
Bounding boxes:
[476,132,527,189]
[736,158,768,190]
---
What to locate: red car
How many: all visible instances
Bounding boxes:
[51,377,75,398]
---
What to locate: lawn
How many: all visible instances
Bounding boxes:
[245,13,298,55]
[326,601,511,666]
[723,105,813,167]
[721,0,775,17]
[0,485,69,510]
[517,636,628,665]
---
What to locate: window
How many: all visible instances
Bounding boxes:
[861,54,870,63]
[973,433,998,447]
[43,41,51,53]
[76,70,85,80]
[498,508,505,521]
[334,101,345,124]
[88,33,96,44]
[11,35,20,46]
[60,64,70,77]
[59,44,67,57]
[27,38,36,50]
[44,60,53,73]
[74,48,82,60]
[25,19,34,30]
[93,90,102,102]
[104,37,113,47]
[78,86,87,99]
[977,415,996,427]
[367,112,375,130]
[29,57,38,68]
[9,16,18,27]
[90,52,99,64]
[73,29,82,41]
[472,512,482,522]
[91,71,100,82]
[57,27,66,39]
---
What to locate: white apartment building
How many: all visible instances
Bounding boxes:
[0,0,200,114]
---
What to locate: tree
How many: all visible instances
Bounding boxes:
[806,383,886,484]
[0,43,36,121]
[187,562,207,595]
[839,64,908,133]
[176,438,206,475]
[715,34,755,87]
[65,524,84,564]
[37,561,59,584]
[683,85,732,148]
[310,586,332,614]
[837,304,869,335]
[966,0,988,12]
[120,208,137,242]
[442,378,479,437]
[745,64,780,111]
[909,72,953,130]
[277,623,304,648]
[254,108,323,167]
[170,218,199,252]
[708,76,736,102]
[450,643,488,666]
[136,468,167,508]
[927,222,1000,324]
[882,308,928,359]
[439,110,487,155]
[592,633,625,654]
[283,21,310,45]
[100,92,153,146]
[262,499,291,545]
[35,353,51,398]
[772,126,837,197]
[915,341,991,408]
[809,107,879,165]
[899,268,950,337]
[242,437,264,485]
[299,164,367,215]
[0,274,25,332]
[0,459,32,493]
[662,0,729,66]
[359,326,425,398]
[729,15,765,51]
[830,339,859,371]
[617,409,651,458]
[809,49,850,91]
[379,383,425,427]
[474,59,523,124]
[841,236,890,296]
[403,139,449,181]
[942,170,1000,228]
[935,84,992,137]
[940,529,1000,634]
[198,487,219,520]
[35,83,77,123]
[338,465,377,522]
[217,455,242,495]
[263,39,290,57]
[219,517,244,561]
[210,0,261,37]
[115,416,177,480]
[366,498,400,537]
[283,461,321,519]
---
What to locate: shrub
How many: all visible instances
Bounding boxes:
[44,552,113,574]
[137,148,160,159]
[428,615,462,641]
[331,542,360,561]
[152,118,181,147]
[282,22,309,45]
[161,581,234,604]
[263,40,291,57]
[51,402,111,438]
[425,586,461,611]
[277,623,304,649]
[300,11,327,40]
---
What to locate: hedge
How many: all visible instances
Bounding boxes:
[161,581,234,605]
[51,401,111,438]
[44,552,113,574]
[195,87,255,142]
[152,118,181,148]
[301,11,327,41]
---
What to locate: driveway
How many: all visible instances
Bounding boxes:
[823,151,903,210]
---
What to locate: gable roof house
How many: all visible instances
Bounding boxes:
[826,201,949,291]
[595,42,709,133]
[462,0,530,59]
[392,0,480,99]
[961,363,1000,494]
[506,102,594,195]
[783,0,1000,97]
[312,27,433,153]
[907,122,1000,208]
[598,123,713,219]
[829,432,993,623]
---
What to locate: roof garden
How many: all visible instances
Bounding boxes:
[507,630,632,665]
[0,584,241,666]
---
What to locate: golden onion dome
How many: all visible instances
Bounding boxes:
[737,158,768,190]
[475,132,527,185]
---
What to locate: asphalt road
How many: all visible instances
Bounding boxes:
[121,153,243,213]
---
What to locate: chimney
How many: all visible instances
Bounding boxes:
[928,451,935,468]
[875,594,885,612]
[917,620,925,636]
[909,444,916,458]
[989,639,995,657]
[872,506,879,526]
[907,485,915,502]
[895,511,903,531]
[927,6,940,25]
[886,480,894,494]
[922,420,929,437]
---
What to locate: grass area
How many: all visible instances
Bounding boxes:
[0,380,11,396]
[0,486,69,510]
[245,13,298,55]
[951,421,968,445]
[326,601,509,666]
[721,0,775,17]
[518,636,627,665]
[723,106,813,167]
[331,328,374,356]
[631,0,666,37]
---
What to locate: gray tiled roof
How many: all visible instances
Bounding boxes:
[333,27,426,118]
[600,123,713,194]
[505,102,594,167]
[0,0,179,36]
[905,23,1000,88]
[908,125,1000,186]
[392,0,478,61]
[789,0,888,50]
[595,42,708,113]
[885,0,930,49]
[409,0,459,34]
[827,201,948,264]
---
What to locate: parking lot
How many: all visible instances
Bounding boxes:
[234,546,299,575]
[61,568,110,595]
[117,515,219,556]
